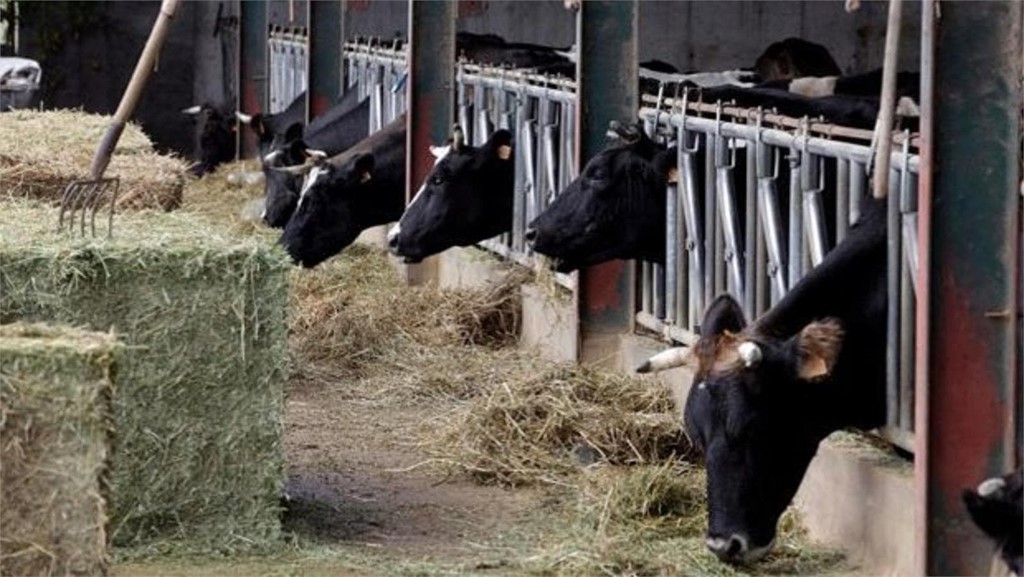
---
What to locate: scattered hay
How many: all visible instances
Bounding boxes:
[0,322,120,577]
[427,365,691,486]
[0,200,289,554]
[180,159,271,238]
[0,109,190,211]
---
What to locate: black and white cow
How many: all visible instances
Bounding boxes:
[526,122,676,272]
[753,37,841,82]
[181,102,237,176]
[260,89,372,229]
[636,195,888,563]
[963,468,1023,576]
[387,127,514,263]
[279,115,407,268]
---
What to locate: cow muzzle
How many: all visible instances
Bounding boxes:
[706,533,774,564]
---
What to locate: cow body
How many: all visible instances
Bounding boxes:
[963,468,1024,576]
[280,115,407,268]
[638,195,887,563]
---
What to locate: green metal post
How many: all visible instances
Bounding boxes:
[238,0,268,159]
[307,0,342,119]
[921,2,1022,574]
[576,0,638,363]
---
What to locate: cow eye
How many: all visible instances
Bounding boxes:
[431,174,444,186]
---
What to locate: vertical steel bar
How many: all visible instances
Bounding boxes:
[641,261,653,316]
[513,90,529,253]
[837,158,850,243]
[744,132,756,319]
[665,182,679,326]
[787,146,803,288]
[680,130,704,330]
[887,166,901,430]
[705,133,718,306]
[851,160,866,224]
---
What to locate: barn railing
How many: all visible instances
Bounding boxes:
[456,63,578,290]
[267,26,308,114]
[637,94,919,453]
[341,38,407,134]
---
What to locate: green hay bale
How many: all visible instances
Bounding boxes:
[0,200,290,554]
[0,322,120,577]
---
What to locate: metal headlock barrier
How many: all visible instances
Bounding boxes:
[457,63,578,290]
[268,26,308,114]
[341,39,407,134]
[637,91,920,452]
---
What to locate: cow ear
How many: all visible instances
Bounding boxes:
[654,146,679,184]
[794,319,844,380]
[353,153,375,183]
[700,294,746,337]
[487,129,513,161]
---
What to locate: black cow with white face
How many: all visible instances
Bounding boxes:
[526,123,676,272]
[259,90,371,229]
[387,127,514,263]
[963,468,1023,576]
[181,102,237,176]
[279,115,407,268]
[637,195,888,564]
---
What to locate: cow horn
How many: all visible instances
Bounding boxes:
[305,149,328,160]
[274,163,315,176]
[636,347,691,374]
[181,105,202,115]
[451,124,465,151]
[235,111,253,124]
[977,477,1007,498]
[738,341,763,368]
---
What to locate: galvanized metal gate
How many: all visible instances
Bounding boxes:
[456,63,578,289]
[637,90,920,452]
[341,38,407,134]
[267,26,307,114]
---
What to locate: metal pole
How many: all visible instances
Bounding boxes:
[238,0,268,158]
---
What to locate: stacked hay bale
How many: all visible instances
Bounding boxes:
[0,200,289,553]
[0,323,120,577]
[0,109,190,210]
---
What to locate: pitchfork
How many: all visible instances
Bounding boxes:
[58,0,180,238]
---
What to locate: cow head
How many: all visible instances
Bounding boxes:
[182,103,237,176]
[260,132,314,229]
[526,122,676,272]
[680,294,845,563]
[388,127,514,263]
[279,152,377,268]
[963,468,1023,576]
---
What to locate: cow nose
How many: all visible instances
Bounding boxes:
[524,228,538,243]
[706,534,747,562]
[387,233,398,250]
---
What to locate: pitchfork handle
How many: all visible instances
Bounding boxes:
[89,0,180,180]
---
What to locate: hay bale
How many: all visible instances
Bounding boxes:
[428,365,691,486]
[0,200,289,553]
[0,322,119,577]
[0,109,190,211]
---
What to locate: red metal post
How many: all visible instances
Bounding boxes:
[307,0,342,119]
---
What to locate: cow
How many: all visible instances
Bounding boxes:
[526,122,676,272]
[635,194,888,564]
[259,89,372,229]
[963,468,1023,576]
[278,115,407,268]
[386,127,514,263]
[753,37,841,82]
[181,102,237,176]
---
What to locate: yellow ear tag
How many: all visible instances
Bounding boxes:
[497,145,512,160]
[667,167,680,184]
[361,172,372,183]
